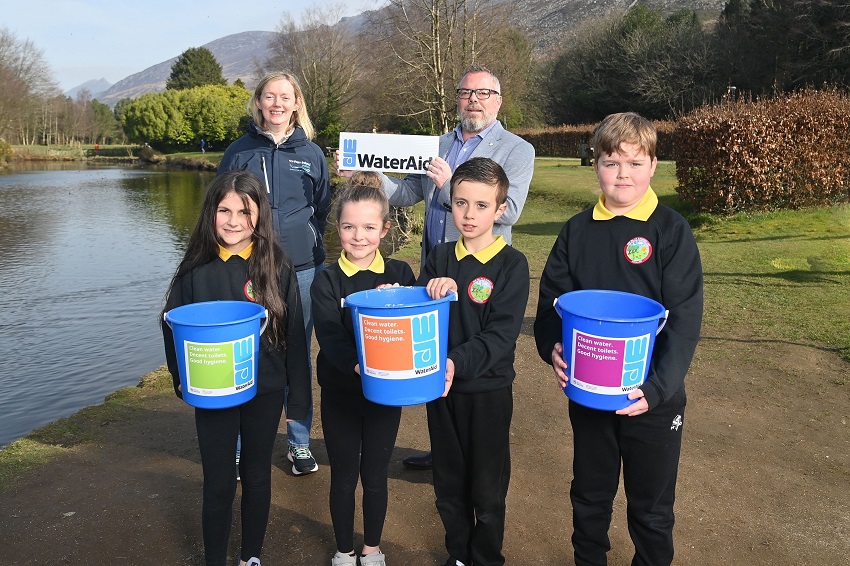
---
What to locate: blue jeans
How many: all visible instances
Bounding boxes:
[286,263,324,448]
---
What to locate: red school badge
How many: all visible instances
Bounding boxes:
[468,277,494,304]
[244,280,257,301]
[624,237,652,264]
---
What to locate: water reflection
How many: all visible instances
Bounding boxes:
[0,165,213,447]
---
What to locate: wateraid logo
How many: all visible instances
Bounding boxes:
[622,336,648,386]
[342,138,357,168]
[412,313,438,369]
[233,336,254,386]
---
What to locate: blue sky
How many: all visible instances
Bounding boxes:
[3,0,376,91]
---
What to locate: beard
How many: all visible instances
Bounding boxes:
[459,106,495,133]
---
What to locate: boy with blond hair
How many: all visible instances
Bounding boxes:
[534,112,703,565]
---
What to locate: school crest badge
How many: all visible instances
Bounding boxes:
[244,280,256,301]
[624,236,652,264]
[468,277,494,304]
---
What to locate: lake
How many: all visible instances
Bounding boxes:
[0,163,351,448]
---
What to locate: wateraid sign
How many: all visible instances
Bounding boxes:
[340,132,439,174]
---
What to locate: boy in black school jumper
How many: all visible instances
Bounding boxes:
[419,157,529,566]
[533,112,703,566]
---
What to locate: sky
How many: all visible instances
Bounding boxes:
[3,0,378,92]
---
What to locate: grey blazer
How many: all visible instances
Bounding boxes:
[380,121,535,265]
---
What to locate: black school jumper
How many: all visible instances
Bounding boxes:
[534,189,703,566]
[311,251,415,552]
[162,245,310,566]
[418,237,529,566]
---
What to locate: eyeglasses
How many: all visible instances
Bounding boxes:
[456,88,500,100]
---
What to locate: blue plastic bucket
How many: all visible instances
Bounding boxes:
[344,286,456,406]
[164,300,267,409]
[554,290,668,411]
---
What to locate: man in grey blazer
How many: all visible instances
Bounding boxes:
[380,63,535,267]
[336,63,535,470]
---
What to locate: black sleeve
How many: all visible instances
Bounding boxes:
[161,272,192,398]
[533,222,575,363]
[311,268,361,376]
[400,262,416,286]
[642,220,703,409]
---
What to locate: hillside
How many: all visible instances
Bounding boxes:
[512,0,725,52]
[97,31,276,106]
[94,0,726,107]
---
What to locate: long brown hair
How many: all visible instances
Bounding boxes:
[164,171,290,347]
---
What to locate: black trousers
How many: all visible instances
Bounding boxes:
[427,386,513,566]
[194,390,285,566]
[568,387,686,566]
[321,389,402,552]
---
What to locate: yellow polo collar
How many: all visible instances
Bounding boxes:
[593,187,659,221]
[454,235,506,264]
[218,242,254,261]
[338,249,386,277]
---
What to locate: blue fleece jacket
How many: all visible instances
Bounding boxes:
[218,124,331,272]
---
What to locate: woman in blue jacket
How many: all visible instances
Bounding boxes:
[219,71,331,476]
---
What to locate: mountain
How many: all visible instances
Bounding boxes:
[502,0,727,52]
[97,31,276,107]
[65,78,112,100]
[95,0,726,107]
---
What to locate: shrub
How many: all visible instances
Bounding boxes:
[515,121,675,160]
[0,138,11,164]
[137,146,166,164]
[675,89,850,213]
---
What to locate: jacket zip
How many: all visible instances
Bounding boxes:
[261,155,270,193]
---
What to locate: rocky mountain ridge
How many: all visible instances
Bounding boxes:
[89,0,725,107]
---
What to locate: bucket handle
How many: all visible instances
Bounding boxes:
[656,310,669,335]
[553,298,669,336]
[259,308,269,335]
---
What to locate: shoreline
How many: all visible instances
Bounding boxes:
[5,150,217,171]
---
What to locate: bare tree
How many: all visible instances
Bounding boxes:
[0,27,58,143]
[367,0,525,134]
[264,3,361,144]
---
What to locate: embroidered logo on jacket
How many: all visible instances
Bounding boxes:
[289,159,312,174]
[244,281,256,301]
[624,236,652,264]
[468,277,494,304]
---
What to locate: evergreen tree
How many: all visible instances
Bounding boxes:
[166,47,226,90]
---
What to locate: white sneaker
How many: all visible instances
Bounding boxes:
[360,550,387,566]
[331,551,357,565]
